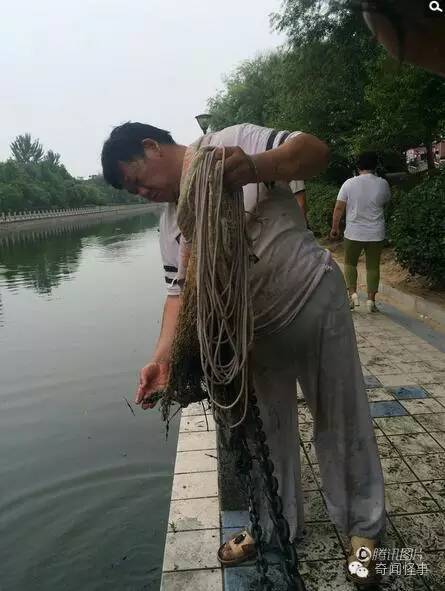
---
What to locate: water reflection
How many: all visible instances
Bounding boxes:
[0,212,160,296]
[0,208,177,591]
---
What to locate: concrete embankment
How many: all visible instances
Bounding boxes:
[0,204,162,235]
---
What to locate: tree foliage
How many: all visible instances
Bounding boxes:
[206,0,445,283]
[0,135,138,212]
[10,133,45,164]
[388,172,445,287]
[354,54,445,167]
[45,150,61,166]
[208,0,445,181]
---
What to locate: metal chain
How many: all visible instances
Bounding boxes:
[231,425,274,590]
[247,392,307,591]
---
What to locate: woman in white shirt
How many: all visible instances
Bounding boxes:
[331,152,391,312]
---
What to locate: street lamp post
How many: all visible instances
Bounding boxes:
[195,113,211,135]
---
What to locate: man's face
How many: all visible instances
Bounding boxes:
[363,3,445,77]
[119,139,179,203]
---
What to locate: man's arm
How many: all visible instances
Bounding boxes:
[219,133,329,189]
[135,294,181,408]
[152,294,181,362]
[330,200,346,239]
[252,133,329,182]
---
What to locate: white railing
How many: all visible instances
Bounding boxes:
[0,205,145,223]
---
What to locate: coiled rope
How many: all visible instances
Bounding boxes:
[163,144,260,428]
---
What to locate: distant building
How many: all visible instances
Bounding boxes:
[406,140,445,171]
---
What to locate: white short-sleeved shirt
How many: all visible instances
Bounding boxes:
[160,123,330,337]
[337,173,391,242]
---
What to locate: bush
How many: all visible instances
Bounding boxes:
[389,171,445,287]
[306,181,338,237]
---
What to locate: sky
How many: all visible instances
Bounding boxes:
[0,0,286,178]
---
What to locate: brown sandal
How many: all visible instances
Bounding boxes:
[217,530,256,566]
[346,536,380,588]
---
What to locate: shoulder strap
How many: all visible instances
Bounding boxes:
[266,129,278,151]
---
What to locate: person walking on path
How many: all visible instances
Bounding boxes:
[101,123,385,587]
[331,152,391,313]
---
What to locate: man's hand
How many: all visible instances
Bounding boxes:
[135,360,170,410]
[330,228,341,240]
[214,146,257,190]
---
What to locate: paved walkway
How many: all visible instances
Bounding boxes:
[160,306,445,591]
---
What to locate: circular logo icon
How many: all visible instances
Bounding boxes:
[356,546,372,562]
[348,561,362,575]
[356,565,370,578]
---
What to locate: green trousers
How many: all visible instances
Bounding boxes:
[343,238,385,293]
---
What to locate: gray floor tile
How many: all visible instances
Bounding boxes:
[298,422,314,442]
[431,431,445,450]
[302,441,318,464]
[376,435,400,459]
[425,356,445,372]
[224,565,289,591]
[367,388,395,402]
[405,453,445,480]
[364,375,382,388]
[295,523,343,560]
[177,431,217,451]
[388,433,443,455]
[385,481,440,515]
[181,402,212,416]
[168,497,219,531]
[163,529,220,571]
[378,572,429,590]
[298,559,356,591]
[400,398,445,415]
[171,471,218,500]
[380,457,418,484]
[424,383,445,397]
[298,405,313,424]
[161,569,222,591]
[391,513,445,552]
[301,461,318,491]
[421,551,445,591]
[368,362,404,375]
[174,450,217,474]
[304,490,329,522]
[379,374,421,387]
[375,416,425,436]
[311,463,322,486]
[412,413,445,433]
[397,361,437,374]
[423,481,445,510]
[179,414,216,433]
[374,424,384,436]
[415,372,445,386]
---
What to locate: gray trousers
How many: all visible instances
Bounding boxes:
[248,262,385,543]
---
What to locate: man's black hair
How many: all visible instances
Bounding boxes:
[357,151,378,170]
[101,122,175,189]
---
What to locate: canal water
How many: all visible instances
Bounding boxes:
[0,212,179,591]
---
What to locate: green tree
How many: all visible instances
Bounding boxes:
[44,150,61,166]
[353,53,445,169]
[208,52,287,130]
[10,133,45,163]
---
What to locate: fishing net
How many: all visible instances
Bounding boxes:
[159,144,258,428]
